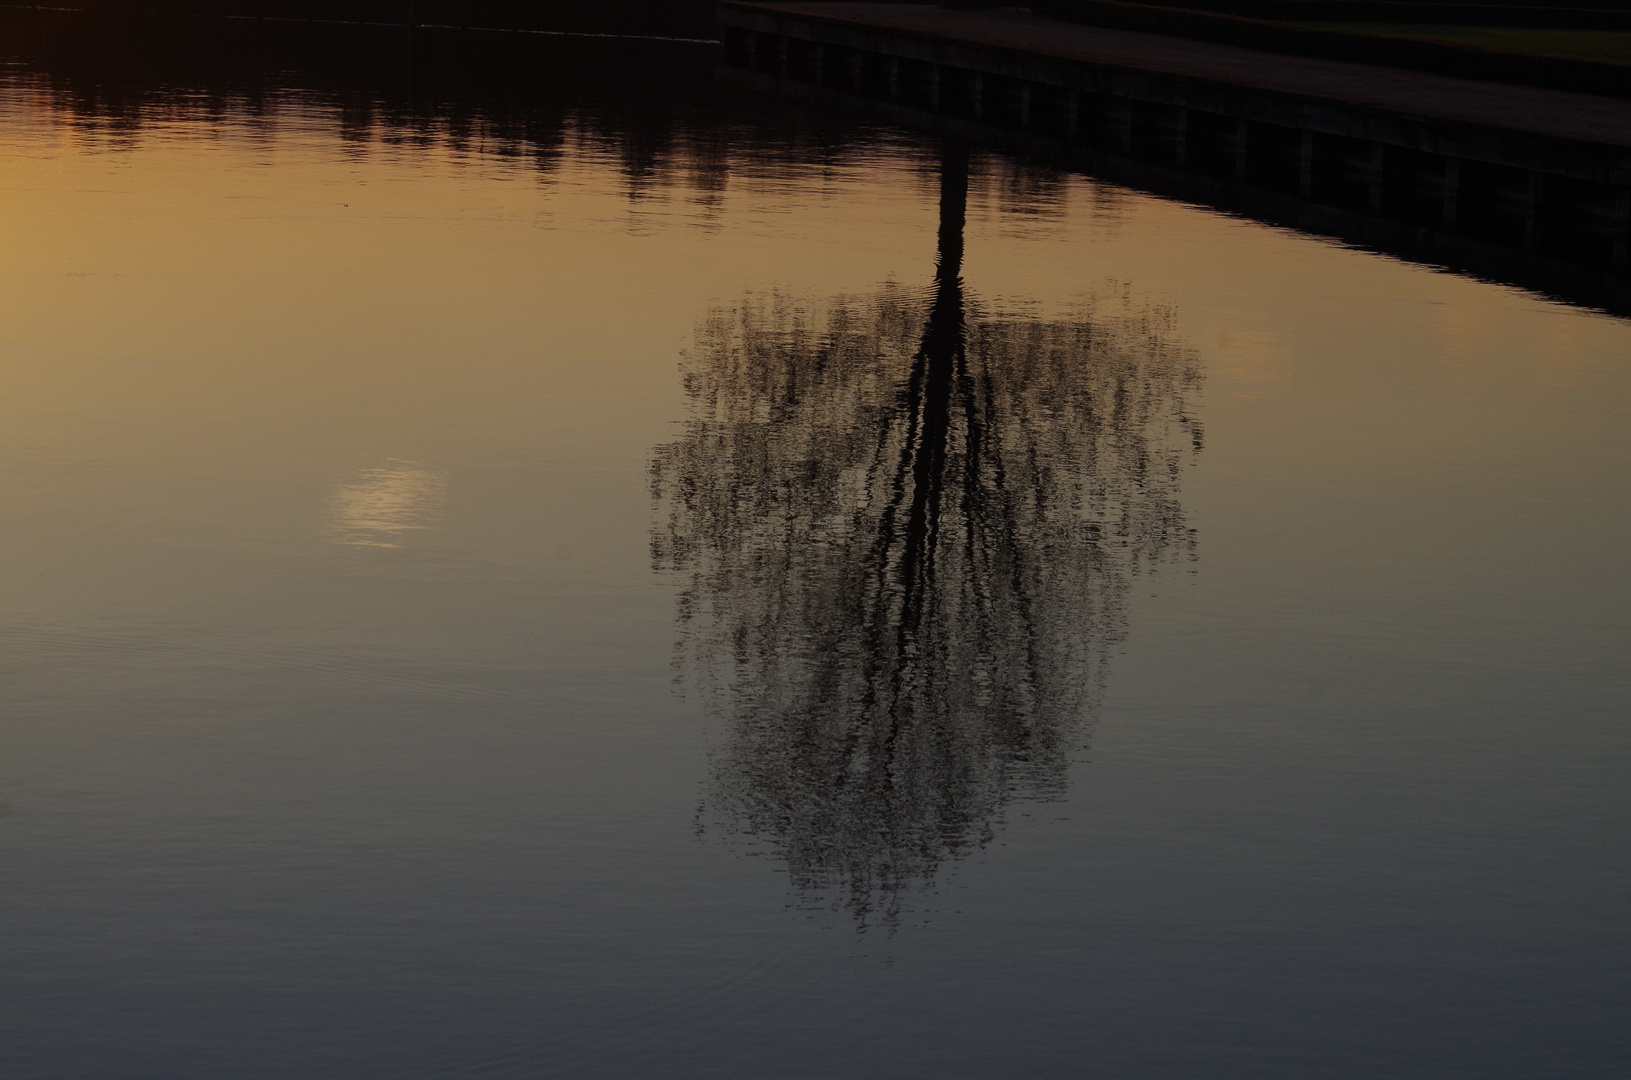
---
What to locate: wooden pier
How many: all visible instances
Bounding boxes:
[717,2,1631,313]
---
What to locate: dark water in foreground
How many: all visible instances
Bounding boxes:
[0,13,1625,1079]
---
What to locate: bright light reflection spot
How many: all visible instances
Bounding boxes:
[328,459,446,548]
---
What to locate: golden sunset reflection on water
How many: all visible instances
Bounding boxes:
[0,40,1624,1079]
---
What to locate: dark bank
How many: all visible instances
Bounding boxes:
[720,2,1631,314]
[11,0,1631,312]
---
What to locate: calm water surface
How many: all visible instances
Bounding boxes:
[0,17,1626,1080]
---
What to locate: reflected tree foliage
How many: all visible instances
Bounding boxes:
[651,148,1203,928]
[0,10,854,212]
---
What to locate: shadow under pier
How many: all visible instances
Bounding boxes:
[718,1,1631,316]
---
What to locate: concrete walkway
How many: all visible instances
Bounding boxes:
[736,3,1631,149]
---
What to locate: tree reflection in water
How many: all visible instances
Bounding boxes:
[651,148,1204,929]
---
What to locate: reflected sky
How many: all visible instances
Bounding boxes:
[329,459,448,548]
[0,13,1625,1080]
